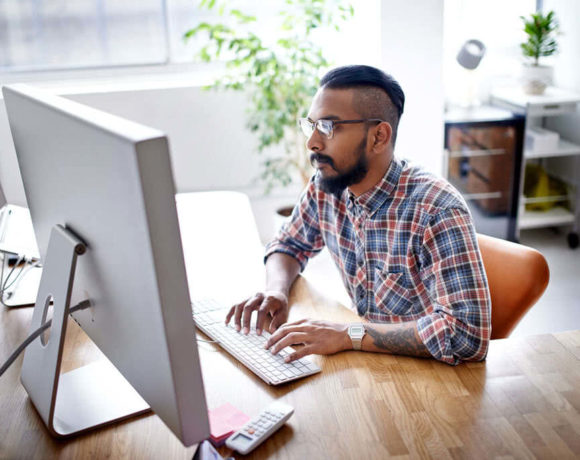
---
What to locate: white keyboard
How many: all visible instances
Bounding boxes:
[192,298,321,385]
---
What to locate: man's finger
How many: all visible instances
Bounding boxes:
[268,314,286,335]
[225,303,241,325]
[241,297,262,334]
[270,332,309,355]
[232,302,247,332]
[285,345,314,363]
[265,324,305,348]
[233,293,262,331]
[256,298,277,335]
[268,309,294,334]
[268,317,305,336]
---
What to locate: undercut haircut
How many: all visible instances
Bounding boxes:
[319,65,405,146]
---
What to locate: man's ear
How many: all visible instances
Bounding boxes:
[371,122,392,152]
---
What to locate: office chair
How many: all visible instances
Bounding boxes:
[477,234,550,339]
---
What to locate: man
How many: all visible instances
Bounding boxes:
[226,65,491,365]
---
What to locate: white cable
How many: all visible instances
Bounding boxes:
[2,260,27,292]
[0,299,220,377]
[4,259,41,293]
[0,299,92,378]
[1,255,24,293]
[0,256,42,306]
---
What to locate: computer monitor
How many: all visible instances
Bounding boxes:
[0,177,41,306]
[0,203,39,261]
[2,84,210,445]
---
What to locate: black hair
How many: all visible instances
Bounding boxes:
[319,65,405,145]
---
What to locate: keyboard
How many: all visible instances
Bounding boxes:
[192,298,321,385]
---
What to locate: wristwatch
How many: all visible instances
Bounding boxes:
[348,323,366,350]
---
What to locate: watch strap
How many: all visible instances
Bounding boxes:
[348,323,365,351]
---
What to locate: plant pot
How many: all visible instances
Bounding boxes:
[521,64,553,95]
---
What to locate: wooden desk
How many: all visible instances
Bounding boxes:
[2,277,580,459]
[2,193,580,459]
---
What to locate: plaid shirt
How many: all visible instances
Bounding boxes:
[265,157,491,365]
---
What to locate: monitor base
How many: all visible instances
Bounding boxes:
[54,359,150,437]
[21,225,150,438]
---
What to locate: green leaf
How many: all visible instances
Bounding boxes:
[520,10,559,63]
[231,9,257,24]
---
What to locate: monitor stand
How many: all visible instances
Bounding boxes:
[20,225,150,437]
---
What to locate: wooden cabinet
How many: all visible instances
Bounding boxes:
[444,106,525,241]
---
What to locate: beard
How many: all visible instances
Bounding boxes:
[310,137,369,196]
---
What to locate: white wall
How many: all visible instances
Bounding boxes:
[380,1,445,175]
[443,0,535,106]
[543,0,580,145]
[0,84,271,206]
[1,0,446,209]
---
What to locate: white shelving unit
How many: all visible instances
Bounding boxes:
[524,138,580,159]
[491,86,580,248]
[518,207,576,229]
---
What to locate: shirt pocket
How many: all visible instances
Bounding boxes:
[373,267,420,318]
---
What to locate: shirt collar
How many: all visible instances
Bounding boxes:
[348,157,402,217]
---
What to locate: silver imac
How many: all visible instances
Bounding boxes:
[2,84,210,445]
[0,175,41,307]
[0,201,41,307]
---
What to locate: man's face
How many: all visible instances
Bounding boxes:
[306,88,370,195]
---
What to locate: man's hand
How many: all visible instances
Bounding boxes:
[264,319,351,363]
[225,291,289,335]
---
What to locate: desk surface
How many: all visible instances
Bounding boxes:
[2,279,580,459]
[2,193,580,459]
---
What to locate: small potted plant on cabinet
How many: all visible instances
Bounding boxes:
[520,10,559,95]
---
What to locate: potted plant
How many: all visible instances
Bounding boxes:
[520,10,559,95]
[184,0,353,221]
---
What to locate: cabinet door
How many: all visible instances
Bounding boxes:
[446,125,517,238]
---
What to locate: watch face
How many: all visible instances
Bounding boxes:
[349,325,364,337]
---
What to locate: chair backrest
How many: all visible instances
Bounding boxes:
[477,233,550,339]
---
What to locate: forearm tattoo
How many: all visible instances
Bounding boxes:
[366,323,432,358]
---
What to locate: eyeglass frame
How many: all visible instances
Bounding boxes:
[298,117,386,140]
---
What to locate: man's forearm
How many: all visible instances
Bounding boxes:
[362,321,432,358]
[265,252,301,296]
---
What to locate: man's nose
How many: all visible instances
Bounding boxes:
[306,127,324,152]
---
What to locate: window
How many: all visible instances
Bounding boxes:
[0,0,380,74]
[0,1,170,71]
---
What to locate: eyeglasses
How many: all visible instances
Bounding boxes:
[298,118,385,139]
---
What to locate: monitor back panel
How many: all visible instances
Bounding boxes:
[3,84,209,445]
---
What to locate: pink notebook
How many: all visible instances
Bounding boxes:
[208,403,250,446]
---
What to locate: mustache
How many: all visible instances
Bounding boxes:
[309,152,335,168]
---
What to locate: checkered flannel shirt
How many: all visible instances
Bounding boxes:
[265,157,491,365]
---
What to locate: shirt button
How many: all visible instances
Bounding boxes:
[357,258,364,267]
[357,286,365,300]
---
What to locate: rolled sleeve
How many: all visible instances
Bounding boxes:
[416,208,491,365]
[264,178,325,272]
